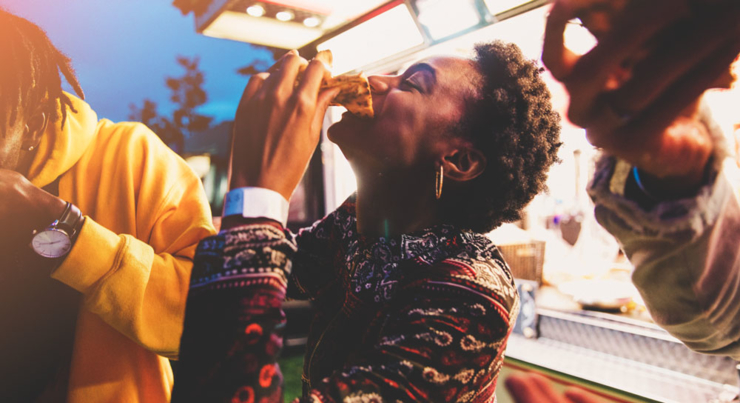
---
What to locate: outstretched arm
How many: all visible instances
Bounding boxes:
[544,0,740,357]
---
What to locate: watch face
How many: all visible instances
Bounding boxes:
[32,229,72,258]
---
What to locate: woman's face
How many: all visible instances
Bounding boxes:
[327,56,481,174]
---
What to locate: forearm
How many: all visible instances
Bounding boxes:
[51,217,213,358]
[172,224,296,402]
[590,156,740,358]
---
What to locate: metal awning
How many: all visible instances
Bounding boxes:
[195,0,546,54]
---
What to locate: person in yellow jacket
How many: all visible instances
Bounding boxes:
[0,10,215,402]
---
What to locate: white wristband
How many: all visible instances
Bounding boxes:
[222,187,290,227]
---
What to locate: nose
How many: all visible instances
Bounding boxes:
[367,74,398,95]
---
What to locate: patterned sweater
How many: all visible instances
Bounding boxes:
[173,198,519,403]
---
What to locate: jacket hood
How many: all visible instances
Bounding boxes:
[26,93,98,188]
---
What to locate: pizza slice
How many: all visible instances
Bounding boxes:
[322,73,374,119]
[297,50,374,119]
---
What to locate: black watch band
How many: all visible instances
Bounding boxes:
[56,202,84,239]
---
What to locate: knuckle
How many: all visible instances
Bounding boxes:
[309,58,327,70]
[270,91,289,108]
[248,74,267,87]
[255,90,269,104]
[264,87,280,101]
[285,53,307,67]
[295,94,314,114]
[271,98,287,111]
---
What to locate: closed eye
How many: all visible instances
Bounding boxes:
[401,77,421,92]
[401,71,426,92]
[398,63,436,94]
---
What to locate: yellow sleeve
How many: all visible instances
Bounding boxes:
[51,170,215,359]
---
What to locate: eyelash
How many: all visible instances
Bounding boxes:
[402,77,420,92]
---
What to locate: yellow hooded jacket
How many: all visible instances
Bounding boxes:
[26,94,215,402]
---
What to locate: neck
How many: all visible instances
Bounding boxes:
[354,166,442,238]
[15,149,36,178]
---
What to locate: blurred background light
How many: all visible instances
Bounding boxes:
[246,4,265,17]
[303,16,321,27]
[483,0,534,15]
[414,0,482,41]
[563,20,597,55]
[276,10,295,21]
[317,4,424,74]
[203,11,322,49]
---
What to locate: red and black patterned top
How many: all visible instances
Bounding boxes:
[173,197,519,403]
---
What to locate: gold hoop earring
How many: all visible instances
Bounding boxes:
[435,165,444,200]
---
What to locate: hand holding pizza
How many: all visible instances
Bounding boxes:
[228,50,340,200]
[543,0,740,195]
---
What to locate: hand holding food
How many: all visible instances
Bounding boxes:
[298,50,374,119]
[543,0,740,193]
[229,50,375,201]
[228,50,338,200]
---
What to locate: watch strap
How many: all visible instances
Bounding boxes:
[223,187,289,227]
[56,202,83,238]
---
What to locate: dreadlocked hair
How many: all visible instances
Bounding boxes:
[0,8,84,137]
[441,41,562,233]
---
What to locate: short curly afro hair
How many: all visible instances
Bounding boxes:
[442,41,561,233]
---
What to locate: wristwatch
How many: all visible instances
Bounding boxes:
[31,202,84,259]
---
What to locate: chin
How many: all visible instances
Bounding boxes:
[327,112,365,144]
[327,126,354,161]
[326,121,343,143]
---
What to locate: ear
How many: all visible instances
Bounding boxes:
[442,147,486,182]
[21,111,48,150]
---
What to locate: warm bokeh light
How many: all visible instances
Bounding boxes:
[483,0,534,16]
[317,5,424,74]
[246,5,265,17]
[203,11,322,49]
[415,0,481,40]
[303,17,320,28]
[275,10,294,22]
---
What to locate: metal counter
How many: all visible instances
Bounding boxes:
[505,282,739,403]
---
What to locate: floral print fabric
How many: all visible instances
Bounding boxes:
[173,197,519,402]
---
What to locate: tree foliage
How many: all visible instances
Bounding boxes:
[171,0,213,17]
[129,56,212,153]
[236,59,272,77]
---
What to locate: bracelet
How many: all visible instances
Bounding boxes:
[631,166,660,202]
[222,187,289,227]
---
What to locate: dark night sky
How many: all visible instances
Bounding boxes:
[2,0,274,124]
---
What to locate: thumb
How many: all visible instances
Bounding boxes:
[311,87,342,132]
[317,86,341,112]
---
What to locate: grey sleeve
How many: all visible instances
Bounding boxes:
[589,152,740,359]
